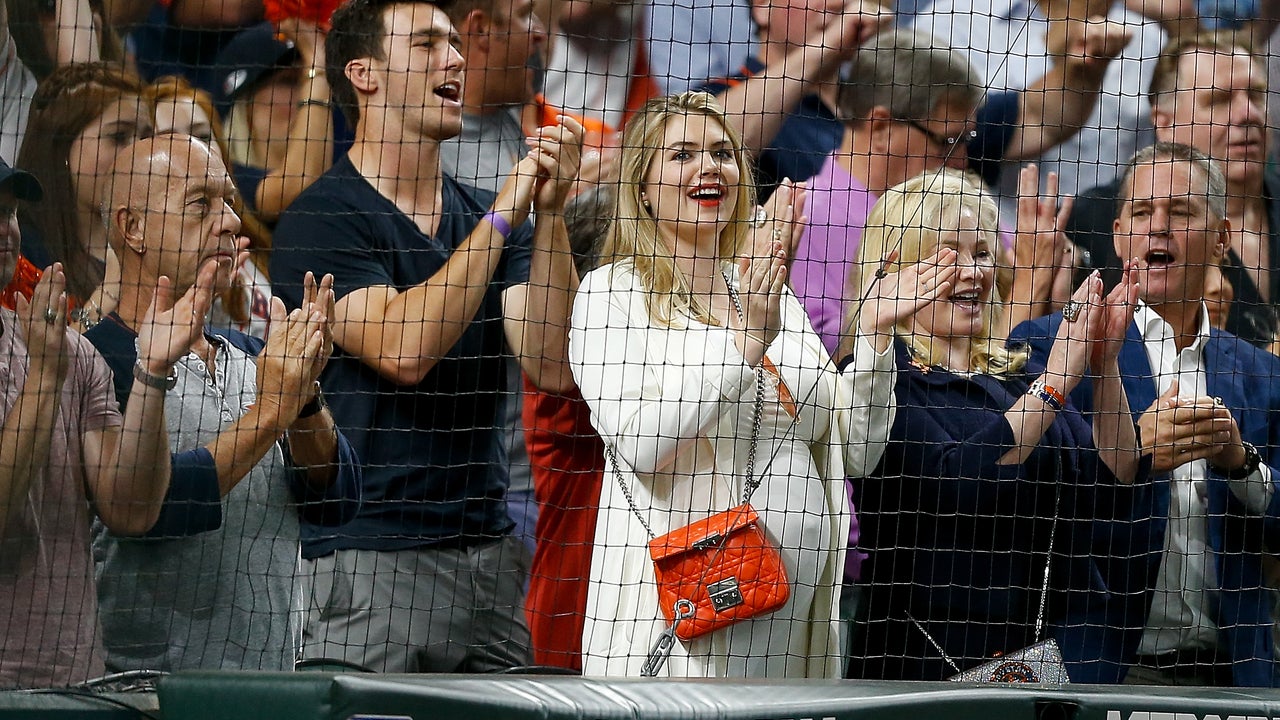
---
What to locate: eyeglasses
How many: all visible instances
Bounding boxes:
[901,118,978,149]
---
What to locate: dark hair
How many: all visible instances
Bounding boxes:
[326,0,455,125]
[563,185,613,279]
[17,62,146,302]
[4,0,125,80]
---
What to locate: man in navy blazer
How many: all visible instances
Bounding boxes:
[1011,141,1280,687]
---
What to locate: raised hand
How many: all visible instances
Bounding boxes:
[858,247,960,341]
[298,271,336,379]
[15,263,69,386]
[528,115,586,214]
[1011,165,1075,319]
[1091,259,1139,369]
[135,261,219,376]
[255,297,327,429]
[1046,269,1103,390]
[747,178,807,268]
[737,238,788,347]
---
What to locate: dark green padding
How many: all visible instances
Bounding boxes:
[158,672,1280,720]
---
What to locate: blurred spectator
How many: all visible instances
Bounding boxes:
[645,0,755,95]
[128,0,264,88]
[1067,32,1278,348]
[0,0,117,162]
[539,0,658,129]
[523,185,610,671]
[0,158,196,688]
[849,168,1142,682]
[4,0,121,80]
[211,20,333,223]
[911,0,1167,216]
[702,0,889,197]
[85,134,360,672]
[147,75,274,338]
[15,62,152,330]
[1013,142,1280,687]
[270,0,581,672]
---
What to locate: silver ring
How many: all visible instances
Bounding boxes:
[1061,300,1083,323]
[43,308,58,325]
[751,207,768,228]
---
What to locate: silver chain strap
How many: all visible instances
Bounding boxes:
[606,269,768,540]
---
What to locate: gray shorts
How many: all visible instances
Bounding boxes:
[301,536,532,673]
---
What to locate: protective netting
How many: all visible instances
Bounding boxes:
[0,0,1277,692]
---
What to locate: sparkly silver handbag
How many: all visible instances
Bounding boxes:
[911,487,1071,685]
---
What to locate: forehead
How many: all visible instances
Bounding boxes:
[382,2,454,41]
[1122,159,1208,205]
[659,113,730,144]
[1174,47,1266,92]
[94,95,147,124]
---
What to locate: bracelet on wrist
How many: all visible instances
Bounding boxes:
[133,362,177,392]
[482,210,514,240]
[742,330,770,347]
[1026,378,1065,412]
[1213,441,1262,480]
[297,382,327,420]
[296,98,332,111]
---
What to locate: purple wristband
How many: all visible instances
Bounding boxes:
[483,211,513,239]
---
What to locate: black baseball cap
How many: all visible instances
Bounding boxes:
[0,158,43,202]
[209,22,301,116]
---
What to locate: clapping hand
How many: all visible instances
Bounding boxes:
[1090,259,1139,370]
[15,263,69,386]
[256,297,328,429]
[135,260,219,377]
[529,115,586,214]
[298,271,336,379]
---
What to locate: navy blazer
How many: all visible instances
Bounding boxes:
[1011,313,1280,687]
[848,339,1125,682]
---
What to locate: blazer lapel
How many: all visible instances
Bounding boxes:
[1119,322,1157,422]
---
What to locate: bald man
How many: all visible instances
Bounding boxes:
[83,135,361,672]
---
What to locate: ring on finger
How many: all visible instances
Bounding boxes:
[1062,300,1083,323]
[43,308,58,325]
[751,207,768,228]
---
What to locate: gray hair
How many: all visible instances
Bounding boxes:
[836,28,982,124]
[1116,142,1227,222]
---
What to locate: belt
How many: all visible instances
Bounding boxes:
[1133,647,1227,670]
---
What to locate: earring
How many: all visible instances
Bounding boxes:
[640,191,651,212]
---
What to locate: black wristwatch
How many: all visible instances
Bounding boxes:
[1215,441,1262,480]
[297,382,327,419]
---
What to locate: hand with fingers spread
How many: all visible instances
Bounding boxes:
[135,261,220,377]
[858,248,960,344]
[255,297,328,430]
[15,263,70,386]
[1011,165,1075,322]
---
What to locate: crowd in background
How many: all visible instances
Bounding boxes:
[2,0,1280,691]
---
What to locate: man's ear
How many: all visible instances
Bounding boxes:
[1151,103,1174,140]
[114,206,145,256]
[866,106,894,151]
[346,57,377,94]
[1216,217,1234,257]
[462,8,493,52]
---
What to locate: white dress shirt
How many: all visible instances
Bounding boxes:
[1134,302,1274,655]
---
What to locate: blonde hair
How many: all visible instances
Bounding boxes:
[849,168,1027,375]
[600,92,757,327]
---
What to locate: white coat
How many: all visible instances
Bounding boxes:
[568,262,896,678]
